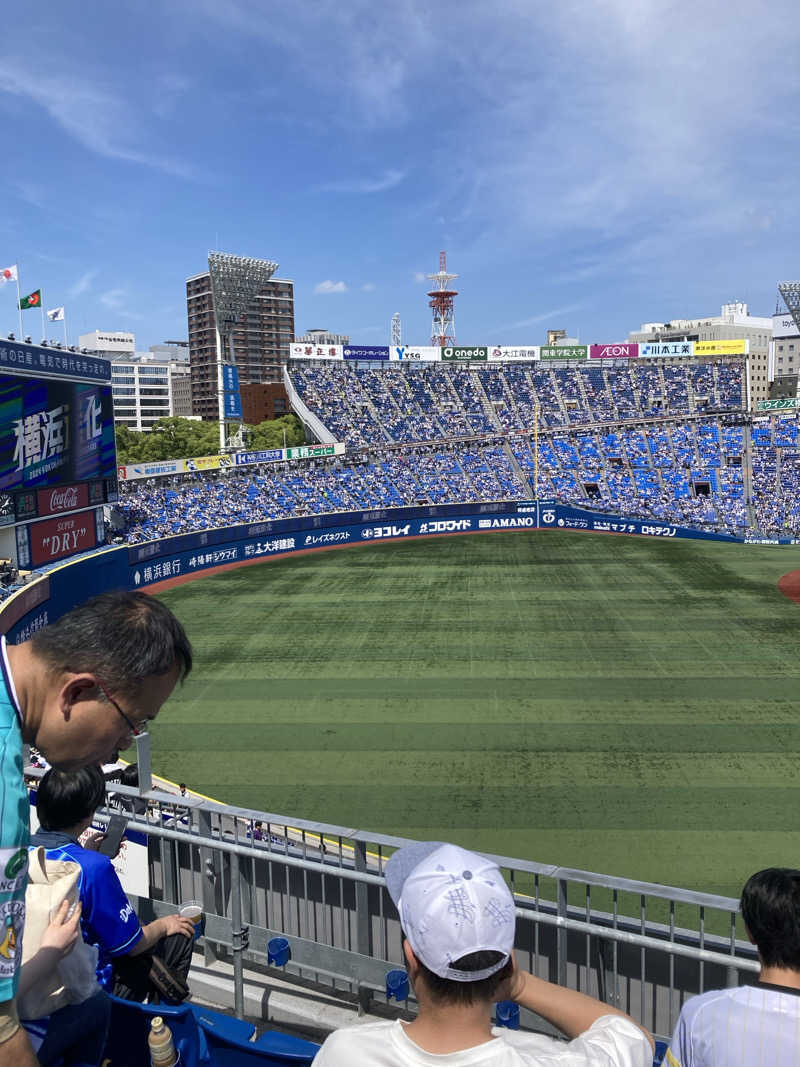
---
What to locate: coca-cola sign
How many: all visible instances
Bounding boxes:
[36,482,89,518]
[29,512,97,566]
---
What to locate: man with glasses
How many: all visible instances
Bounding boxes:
[0,590,191,1066]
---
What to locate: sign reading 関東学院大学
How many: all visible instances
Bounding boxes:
[539,345,588,360]
[756,398,800,411]
[441,347,487,361]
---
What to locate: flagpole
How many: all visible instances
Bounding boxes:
[40,293,45,343]
[15,267,22,340]
[63,312,68,347]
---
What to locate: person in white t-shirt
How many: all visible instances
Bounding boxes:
[665,867,800,1067]
[313,841,654,1067]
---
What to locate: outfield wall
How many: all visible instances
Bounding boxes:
[0,500,770,641]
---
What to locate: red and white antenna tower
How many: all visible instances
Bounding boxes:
[427,251,458,346]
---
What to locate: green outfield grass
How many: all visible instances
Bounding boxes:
[152,531,800,900]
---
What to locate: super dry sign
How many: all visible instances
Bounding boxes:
[29,512,97,566]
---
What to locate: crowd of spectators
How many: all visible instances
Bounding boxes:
[290,359,747,447]
[113,361,800,541]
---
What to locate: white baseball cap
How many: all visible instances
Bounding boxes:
[385,841,516,981]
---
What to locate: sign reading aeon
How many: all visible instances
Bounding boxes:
[589,343,639,359]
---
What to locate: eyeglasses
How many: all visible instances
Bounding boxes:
[95,679,141,738]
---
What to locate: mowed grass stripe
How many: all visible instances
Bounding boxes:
[156,531,800,896]
[161,783,800,832]
[145,750,800,788]
[149,722,800,753]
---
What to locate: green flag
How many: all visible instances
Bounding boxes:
[19,289,41,310]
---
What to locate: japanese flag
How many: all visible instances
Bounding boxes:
[0,265,18,285]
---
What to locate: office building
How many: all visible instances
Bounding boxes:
[186,265,295,420]
[295,328,350,346]
[768,312,800,401]
[629,302,772,409]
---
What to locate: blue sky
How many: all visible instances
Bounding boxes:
[1,1,798,349]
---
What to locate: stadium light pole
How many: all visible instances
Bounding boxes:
[208,251,279,453]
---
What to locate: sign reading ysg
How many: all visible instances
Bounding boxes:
[441,347,488,361]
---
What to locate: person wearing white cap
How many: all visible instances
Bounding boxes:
[313,842,654,1066]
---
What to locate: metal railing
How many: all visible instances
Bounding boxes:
[54,759,760,1044]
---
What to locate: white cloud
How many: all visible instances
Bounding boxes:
[100,287,127,310]
[317,170,406,194]
[69,270,97,299]
[314,280,348,294]
[0,60,195,178]
[413,272,427,284]
[361,283,376,292]
[492,304,585,334]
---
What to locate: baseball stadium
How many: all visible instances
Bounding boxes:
[4,303,800,1054]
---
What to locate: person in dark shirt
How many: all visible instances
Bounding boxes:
[30,766,194,1003]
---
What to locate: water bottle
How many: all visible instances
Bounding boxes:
[148,1016,180,1066]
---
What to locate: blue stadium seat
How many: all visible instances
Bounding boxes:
[103,995,210,1066]
[198,1019,319,1066]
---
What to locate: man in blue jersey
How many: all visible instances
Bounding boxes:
[666,868,800,1066]
[0,590,192,1065]
[30,767,194,1002]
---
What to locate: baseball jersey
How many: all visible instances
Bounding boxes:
[0,637,30,1004]
[313,1016,652,1067]
[665,981,800,1066]
[28,830,143,966]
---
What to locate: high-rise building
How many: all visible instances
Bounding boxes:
[628,303,772,409]
[186,264,295,421]
[296,328,350,345]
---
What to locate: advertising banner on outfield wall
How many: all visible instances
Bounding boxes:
[343,346,390,360]
[488,347,540,362]
[441,347,488,362]
[756,398,800,411]
[289,343,343,360]
[539,345,588,360]
[186,454,234,472]
[694,340,748,355]
[774,313,800,338]
[639,341,695,358]
[390,346,441,362]
[26,508,100,567]
[589,343,639,359]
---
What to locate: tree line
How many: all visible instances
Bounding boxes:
[115,415,306,464]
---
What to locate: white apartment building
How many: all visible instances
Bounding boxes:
[629,302,772,409]
[80,331,192,430]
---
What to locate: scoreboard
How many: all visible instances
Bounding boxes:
[0,341,116,569]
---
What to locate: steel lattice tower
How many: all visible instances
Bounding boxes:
[391,312,402,347]
[778,282,800,333]
[427,251,458,346]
